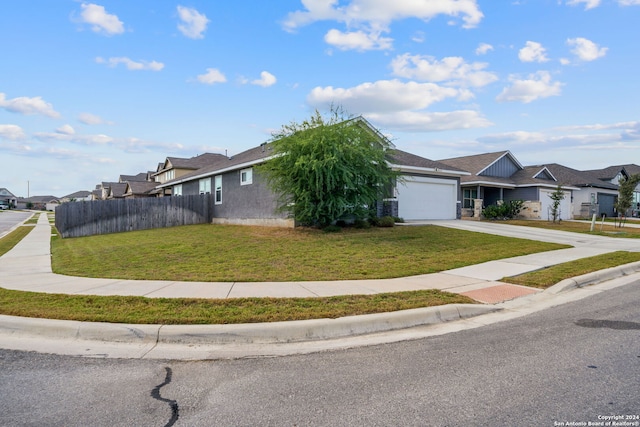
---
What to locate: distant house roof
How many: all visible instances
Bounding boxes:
[544,163,619,190]
[154,153,229,176]
[584,164,640,182]
[124,181,158,197]
[107,183,128,198]
[119,172,149,182]
[62,190,92,199]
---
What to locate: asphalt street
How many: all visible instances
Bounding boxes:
[0,211,33,237]
[1,280,638,427]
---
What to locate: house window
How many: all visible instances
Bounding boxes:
[240,168,253,185]
[173,184,182,196]
[463,188,478,209]
[164,170,175,182]
[199,178,211,195]
[214,175,222,204]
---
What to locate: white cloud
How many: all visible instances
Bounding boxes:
[366,110,493,132]
[56,125,75,135]
[390,54,498,87]
[78,3,124,35]
[566,0,601,9]
[78,113,110,125]
[567,37,607,61]
[195,68,227,85]
[618,0,640,5]
[283,0,483,51]
[177,5,209,39]
[0,124,26,140]
[475,43,493,55]
[324,29,393,51]
[496,71,563,103]
[307,79,492,132]
[518,41,549,63]
[96,57,164,71]
[251,71,277,87]
[0,93,61,118]
[308,79,460,113]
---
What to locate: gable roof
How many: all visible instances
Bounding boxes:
[125,181,158,196]
[584,164,640,182]
[155,153,228,176]
[119,172,149,183]
[0,188,16,198]
[438,151,523,187]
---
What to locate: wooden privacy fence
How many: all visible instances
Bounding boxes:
[55,195,214,238]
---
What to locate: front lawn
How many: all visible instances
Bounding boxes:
[51,224,568,282]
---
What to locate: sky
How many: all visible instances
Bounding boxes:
[1,0,639,198]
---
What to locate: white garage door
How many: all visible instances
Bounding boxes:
[540,189,572,220]
[397,176,457,220]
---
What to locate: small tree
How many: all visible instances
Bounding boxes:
[614,173,640,228]
[259,107,398,227]
[548,185,565,223]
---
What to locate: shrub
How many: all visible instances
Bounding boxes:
[378,216,395,227]
[482,200,524,220]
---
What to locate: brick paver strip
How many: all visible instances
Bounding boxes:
[460,284,540,304]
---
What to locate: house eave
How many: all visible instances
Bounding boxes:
[389,163,470,177]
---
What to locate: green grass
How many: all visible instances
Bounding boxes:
[51,224,568,282]
[503,251,640,289]
[0,226,34,257]
[0,288,475,324]
[504,219,640,238]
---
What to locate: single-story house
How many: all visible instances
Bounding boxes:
[584,164,640,216]
[16,195,60,211]
[438,151,576,220]
[156,118,469,226]
[544,163,619,218]
[0,188,17,208]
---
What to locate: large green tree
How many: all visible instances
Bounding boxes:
[259,108,398,227]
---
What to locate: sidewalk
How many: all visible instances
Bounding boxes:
[1,213,630,304]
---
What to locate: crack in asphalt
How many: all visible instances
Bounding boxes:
[151,367,179,427]
[575,319,640,330]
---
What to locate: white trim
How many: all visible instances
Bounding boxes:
[388,163,469,177]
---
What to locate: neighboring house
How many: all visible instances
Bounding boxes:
[157,119,469,225]
[0,188,17,208]
[152,153,229,196]
[123,181,159,198]
[438,151,576,220]
[16,195,60,211]
[585,164,640,216]
[544,164,619,218]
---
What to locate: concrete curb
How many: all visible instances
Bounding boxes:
[545,260,640,294]
[0,304,500,346]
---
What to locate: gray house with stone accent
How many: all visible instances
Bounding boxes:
[157,119,468,226]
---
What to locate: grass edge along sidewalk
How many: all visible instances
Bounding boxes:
[1,223,640,324]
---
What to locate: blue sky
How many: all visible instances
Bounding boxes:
[1,0,639,197]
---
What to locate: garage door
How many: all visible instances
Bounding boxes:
[540,189,572,220]
[397,176,457,220]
